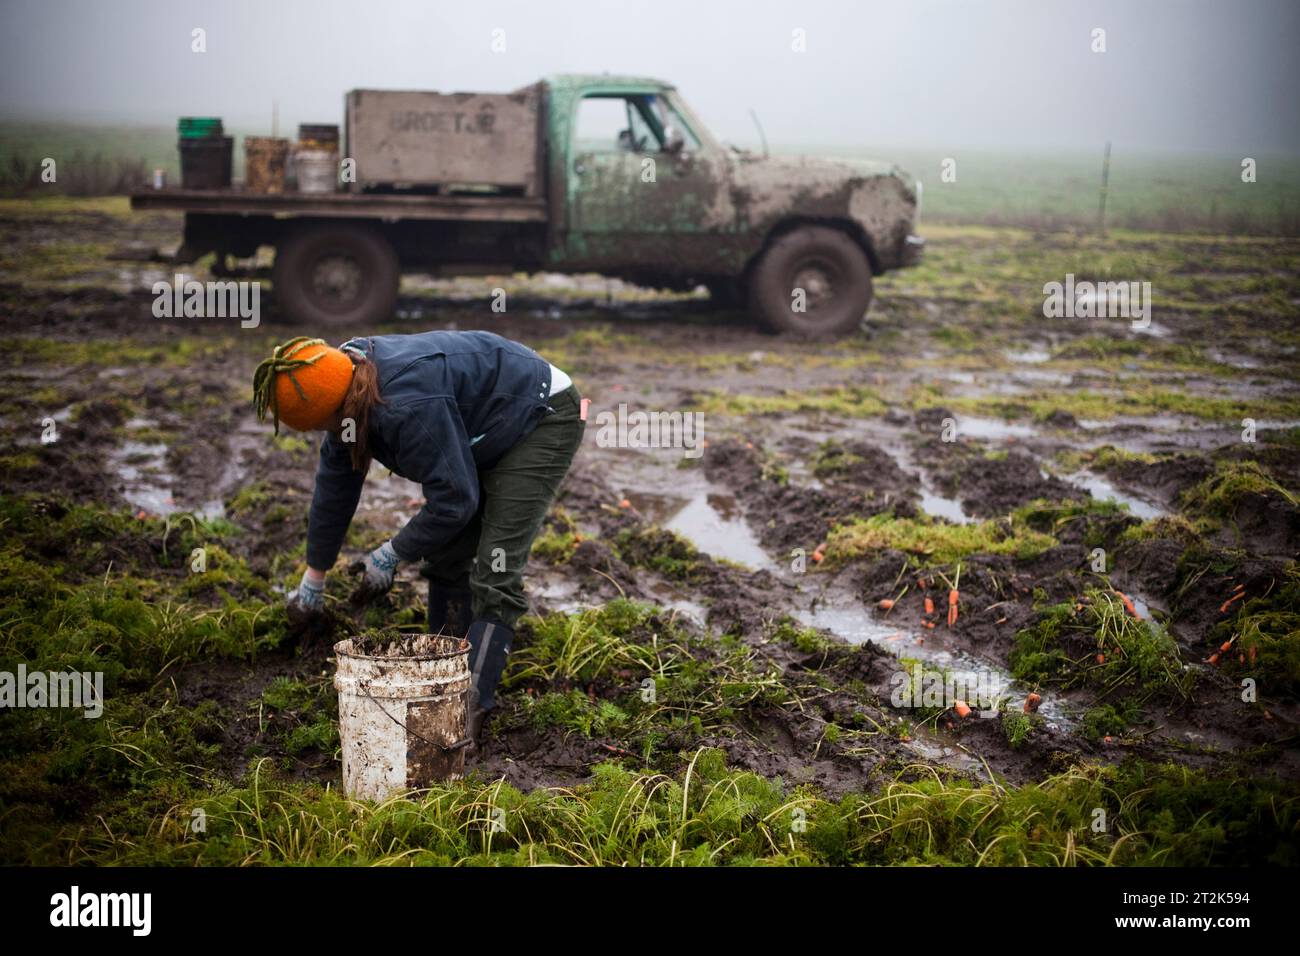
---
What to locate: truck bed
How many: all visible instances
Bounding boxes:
[129,188,547,223]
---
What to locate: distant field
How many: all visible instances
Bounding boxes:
[2,121,1298,234]
[811,144,1300,236]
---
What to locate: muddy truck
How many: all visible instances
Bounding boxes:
[132,74,924,338]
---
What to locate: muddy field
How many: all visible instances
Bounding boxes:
[1,198,1298,865]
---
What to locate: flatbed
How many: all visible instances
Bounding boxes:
[131,188,547,224]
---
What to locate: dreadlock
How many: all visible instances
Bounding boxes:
[251,336,330,434]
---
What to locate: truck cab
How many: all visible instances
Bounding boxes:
[546,74,923,336]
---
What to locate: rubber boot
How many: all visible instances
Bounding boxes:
[427,579,473,638]
[464,619,514,757]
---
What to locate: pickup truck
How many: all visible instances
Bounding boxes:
[131,74,923,339]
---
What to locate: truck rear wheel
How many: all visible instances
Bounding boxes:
[272,225,399,327]
[746,226,873,338]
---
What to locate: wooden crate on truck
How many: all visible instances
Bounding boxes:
[344,84,542,195]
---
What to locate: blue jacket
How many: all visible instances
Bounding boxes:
[305,330,554,569]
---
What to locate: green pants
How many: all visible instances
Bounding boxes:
[419,385,585,627]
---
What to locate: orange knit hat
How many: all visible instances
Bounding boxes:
[252,337,355,432]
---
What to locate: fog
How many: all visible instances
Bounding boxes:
[1,0,1296,151]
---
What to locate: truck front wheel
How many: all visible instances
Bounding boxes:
[272,225,399,327]
[747,226,873,338]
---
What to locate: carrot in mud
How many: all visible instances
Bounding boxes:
[953,700,971,718]
[1249,645,1258,664]
[1219,591,1246,614]
[1219,637,1236,653]
[1208,653,1220,665]
[1113,590,1140,619]
[1096,653,1106,665]
[811,543,827,564]
[1023,692,1042,714]
[947,589,959,627]
[878,584,909,613]
[924,596,935,615]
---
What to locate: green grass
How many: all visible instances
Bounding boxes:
[826,512,1057,566]
[506,600,788,751]
[920,387,1300,425]
[692,385,888,419]
[10,749,1297,866]
[1181,460,1298,526]
[1208,563,1300,697]
[1010,588,1192,700]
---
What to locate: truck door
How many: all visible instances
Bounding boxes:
[566,92,731,269]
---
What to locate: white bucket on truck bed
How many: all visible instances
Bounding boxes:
[333,635,471,800]
[294,148,338,193]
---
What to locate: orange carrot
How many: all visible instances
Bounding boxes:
[1219,591,1246,614]
[1114,590,1140,619]
[953,700,971,719]
[1219,638,1235,653]
[924,596,935,615]
[1208,653,1220,665]
[1248,645,1258,664]
[923,621,936,630]
[947,589,959,627]
[878,598,895,611]
[619,498,631,509]
[1023,692,1042,714]
[1096,653,1105,665]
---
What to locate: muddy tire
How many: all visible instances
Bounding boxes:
[746,226,873,338]
[272,225,399,327]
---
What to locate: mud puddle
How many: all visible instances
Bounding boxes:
[533,574,709,627]
[919,487,973,523]
[107,438,177,516]
[955,416,1039,441]
[797,586,1077,730]
[1065,471,1168,520]
[622,487,776,570]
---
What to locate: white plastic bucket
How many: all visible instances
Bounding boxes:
[293,148,338,194]
[333,635,471,801]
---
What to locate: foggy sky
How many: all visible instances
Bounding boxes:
[1,0,1297,152]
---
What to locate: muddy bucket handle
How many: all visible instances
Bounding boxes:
[358,681,472,752]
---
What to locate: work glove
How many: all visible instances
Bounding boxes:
[286,567,326,628]
[349,540,401,606]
